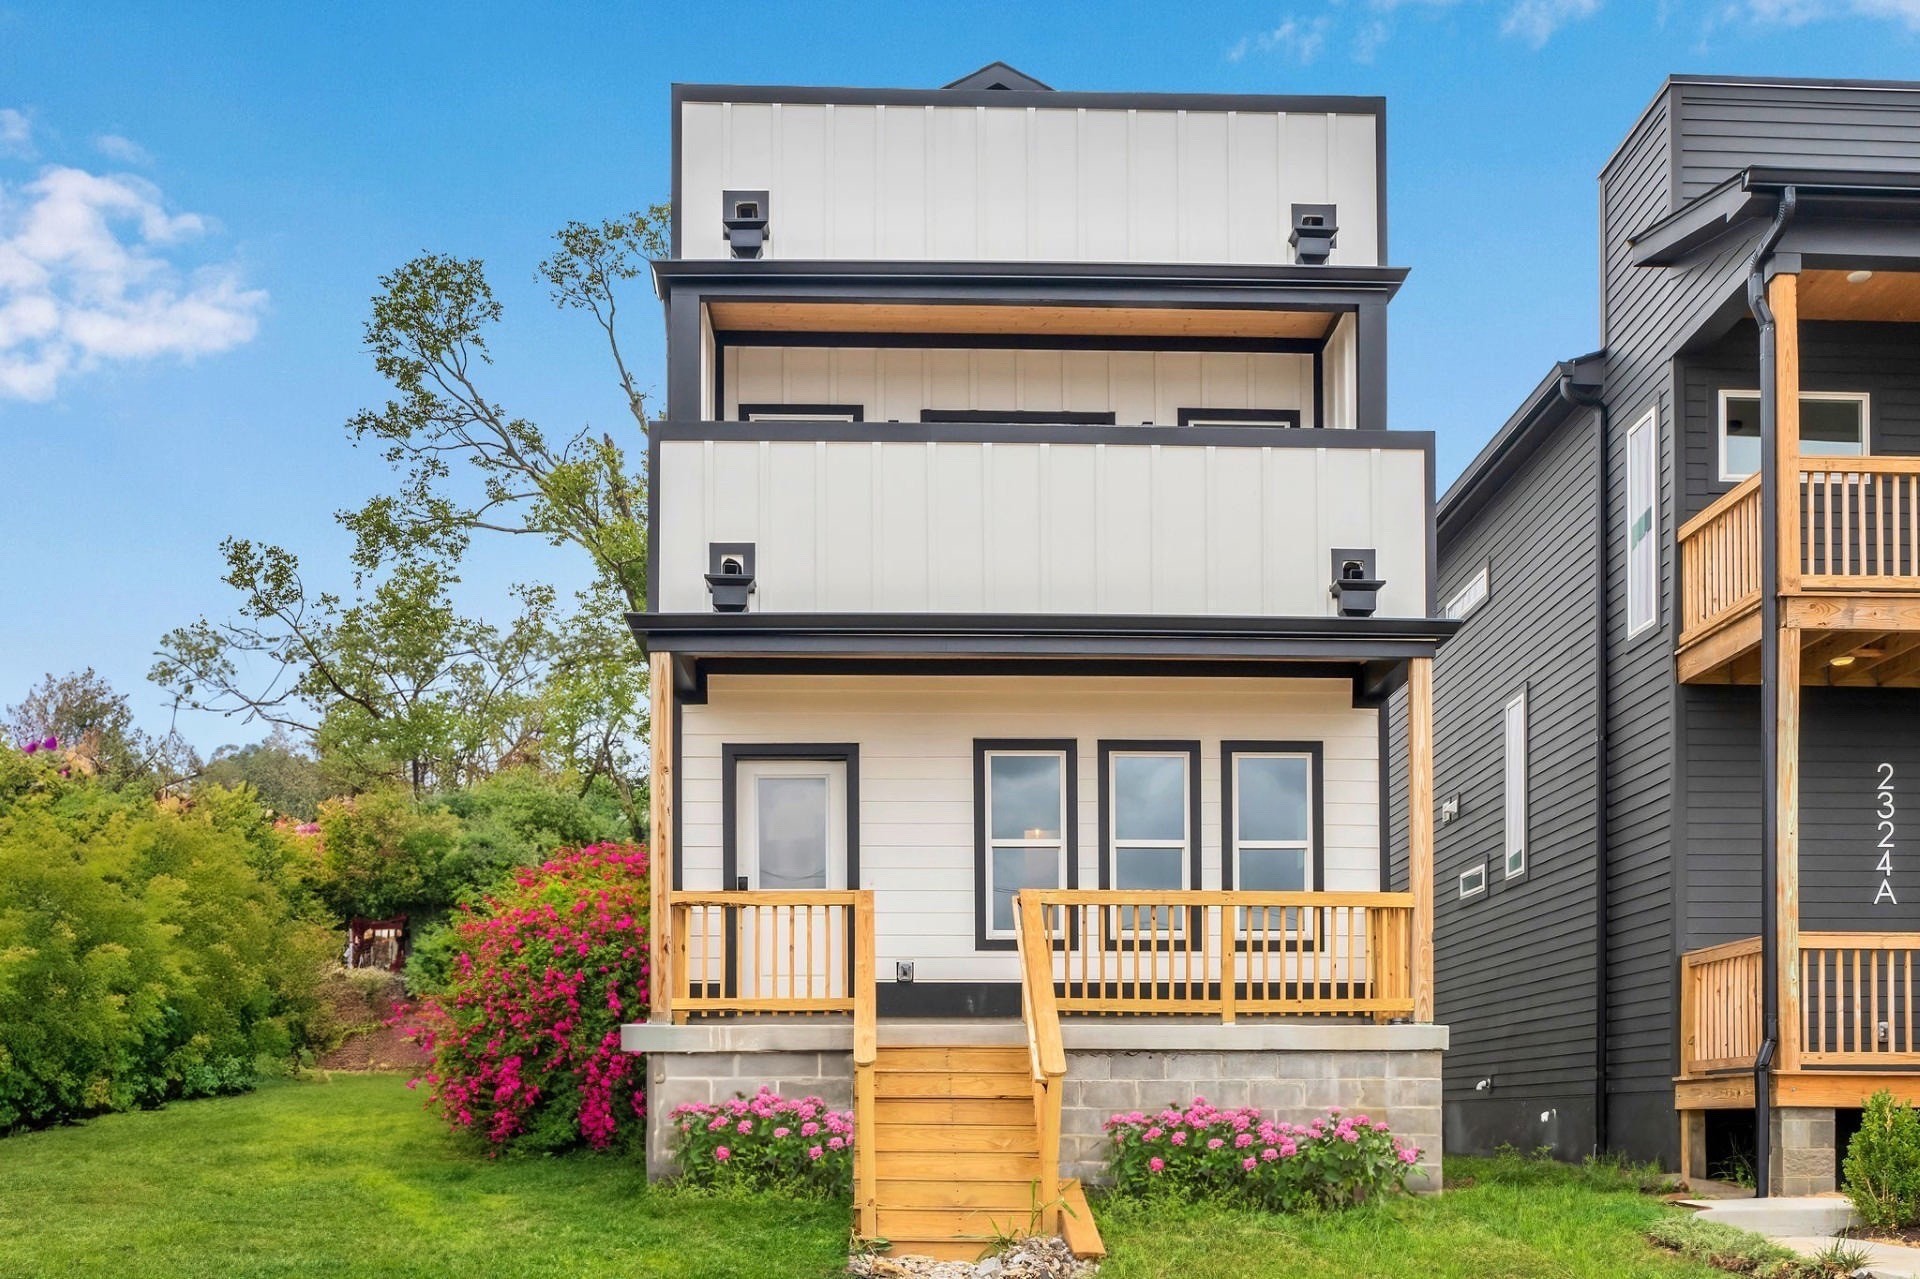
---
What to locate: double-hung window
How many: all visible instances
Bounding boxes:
[1100,743,1199,937]
[1223,743,1319,936]
[975,741,1074,948]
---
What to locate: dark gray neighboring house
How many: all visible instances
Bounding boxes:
[1390,75,1920,1194]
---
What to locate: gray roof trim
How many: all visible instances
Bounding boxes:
[943,62,1052,91]
[672,81,1385,116]
[652,258,1409,293]
[1437,353,1603,539]
[652,419,1436,451]
[1629,166,1920,266]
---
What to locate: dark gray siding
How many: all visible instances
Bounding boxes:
[1681,320,1920,524]
[1417,410,1603,1159]
[1673,80,1920,202]
[1683,686,1920,946]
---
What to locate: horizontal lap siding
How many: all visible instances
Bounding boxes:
[1674,82,1920,201]
[726,347,1320,428]
[681,675,1381,983]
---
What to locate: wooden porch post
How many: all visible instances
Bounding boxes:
[1771,271,1803,1072]
[1408,657,1435,1024]
[648,649,676,1020]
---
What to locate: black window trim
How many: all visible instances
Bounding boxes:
[737,402,866,422]
[1221,740,1326,954]
[922,409,1118,425]
[1176,407,1305,429]
[1096,739,1203,952]
[973,738,1079,952]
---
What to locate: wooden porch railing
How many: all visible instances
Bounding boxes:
[1799,459,1920,588]
[1023,890,1418,1023]
[1680,933,1920,1075]
[1016,894,1066,1236]
[1678,474,1763,645]
[1679,936,1764,1075]
[666,890,878,1231]
[1800,933,1920,1067]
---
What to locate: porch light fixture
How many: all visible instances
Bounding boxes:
[705,542,757,612]
[1848,270,1875,284]
[1329,548,1384,617]
[1289,203,1338,265]
[1830,654,1857,668]
[722,190,770,259]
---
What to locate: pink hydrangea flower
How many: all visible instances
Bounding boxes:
[714,1147,730,1161]
[1148,1156,1165,1173]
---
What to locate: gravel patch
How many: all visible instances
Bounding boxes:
[849,1235,1096,1279]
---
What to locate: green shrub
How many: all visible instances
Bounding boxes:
[1844,1089,1920,1228]
[0,747,334,1131]
[1646,1213,1860,1278]
[309,787,463,919]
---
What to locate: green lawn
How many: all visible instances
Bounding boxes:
[0,1075,1732,1279]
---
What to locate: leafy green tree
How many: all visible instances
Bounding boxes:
[5,668,197,791]
[199,726,331,821]
[308,788,464,920]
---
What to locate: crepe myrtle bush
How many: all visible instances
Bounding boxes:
[668,1087,855,1198]
[1105,1100,1420,1211]
[402,843,649,1154]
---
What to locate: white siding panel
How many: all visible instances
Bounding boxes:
[679,674,1383,982]
[725,347,1316,425]
[657,436,1430,616]
[681,100,1382,264]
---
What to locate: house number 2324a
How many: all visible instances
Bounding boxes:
[1877,763,1899,906]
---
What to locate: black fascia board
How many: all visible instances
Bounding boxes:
[651,418,1436,452]
[652,258,1409,301]
[1631,166,1920,268]
[1437,353,1602,540]
[673,80,1384,117]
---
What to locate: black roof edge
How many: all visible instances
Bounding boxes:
[1631,165,1920,267]
[670,81,1386,117]
[650,258,1409,296]
[943,62,1052,91]
[1438,352,1604,539]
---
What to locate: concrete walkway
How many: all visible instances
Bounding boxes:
[1683,1196,1920,1279]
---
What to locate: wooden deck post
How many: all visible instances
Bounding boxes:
[1771,272,1803,1073]
[648,649,675,1020]
[1408,657,1436,1024]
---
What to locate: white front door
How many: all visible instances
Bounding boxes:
[735,759,849,1001]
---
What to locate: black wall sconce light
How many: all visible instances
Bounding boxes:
[705,542,756,612]
[1290,203,1338,265]
[722,190,770,259]
[1329,547,1384,617]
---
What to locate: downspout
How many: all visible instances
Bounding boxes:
[1746,185,1798,1198]
[1559,370,1610,1156]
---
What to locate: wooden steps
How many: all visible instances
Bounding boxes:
[865,1044,1050,1262]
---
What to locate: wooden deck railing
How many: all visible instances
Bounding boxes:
[1800,933,1920,1067]
[1678,474,1763,645]
[1016,894,1066,1235]
[667,890,873,1018]
[1679,936,1764,1075]
[1022,890,1418,1023]
[1680,933,1920,1075]
[1799,459,1920,588]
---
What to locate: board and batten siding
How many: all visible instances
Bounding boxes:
[1388,407,1601,1158]
[678,99,1381,266]
[679,674,1383,985]
[655,435,1429,617]
[725,347,1324,428]
[1672,79,1920,202]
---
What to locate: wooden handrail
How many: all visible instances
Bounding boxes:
[666,889,867,1021]
[1016,893,1066,1236]
[1678,474,1765,644]
[1681,933,1920,1075]
[1025,889,1419,1022]
[1679,935,1764,1076]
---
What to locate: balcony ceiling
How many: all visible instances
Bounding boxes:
[705,299,1338,341]
[1800,268,1920,323]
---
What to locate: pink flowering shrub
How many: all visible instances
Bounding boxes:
[1105,1099,1421,1210]
[668,1087,855,1197]
[402,843,649,1154]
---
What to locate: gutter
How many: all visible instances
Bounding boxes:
[1558,371,1611,1156]
[1746,185,1799,1198]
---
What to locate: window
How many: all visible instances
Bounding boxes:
[1443,565,1490,621]
[1224,743,1320,936]
[1458,863,1488,900]
[1718,390,1868,482]
[737,403,864,422]
[974,741,1075,948]
[1626,408,1658,638]
[1176,408,1304,428]
[1099,742,1200,935]
[921,409,1117,425]
[1503,689,1528,880]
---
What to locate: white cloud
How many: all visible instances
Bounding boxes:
[1228,14,1336,63]
[1732,0,1920,23]
[94,134,152,167]
[0,164,266,402]
[0,109,31,159]
[1502,0,1604,44]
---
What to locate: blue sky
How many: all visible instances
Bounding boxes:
[5,0,1920,754]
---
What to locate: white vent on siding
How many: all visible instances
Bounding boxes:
[1443,565,1490,621]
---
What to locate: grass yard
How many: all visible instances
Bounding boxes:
[0,1074,1734,1279]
